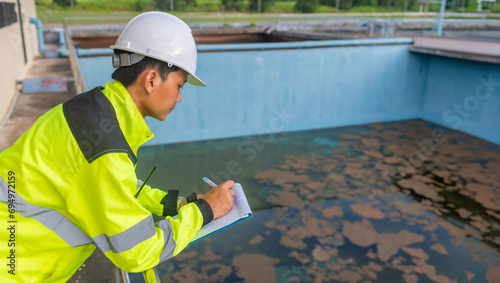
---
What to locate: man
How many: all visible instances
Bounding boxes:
[0,12,235,282]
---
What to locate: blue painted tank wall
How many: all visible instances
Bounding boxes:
[77,56,115,90]
[419,56,500,145]
[78,42,499,146]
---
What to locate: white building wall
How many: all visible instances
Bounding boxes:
[0,0,38,123]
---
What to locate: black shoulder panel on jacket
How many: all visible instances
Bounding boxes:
[62,87,137,165]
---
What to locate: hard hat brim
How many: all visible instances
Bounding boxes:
[187,73,206,87]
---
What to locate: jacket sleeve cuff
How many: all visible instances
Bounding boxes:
[160,190,179,217]
[193,199,213,226]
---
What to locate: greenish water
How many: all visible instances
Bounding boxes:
[131,119,500,283]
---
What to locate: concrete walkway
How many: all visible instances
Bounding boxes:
[0,38,124,282]
[0,57,74,151]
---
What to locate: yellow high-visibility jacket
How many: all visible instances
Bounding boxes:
[0,81,213,282]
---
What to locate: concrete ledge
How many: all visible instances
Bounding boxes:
[410,37,500,64]
[68,249,122,283]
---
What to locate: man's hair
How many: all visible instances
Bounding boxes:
[111,51,180,87]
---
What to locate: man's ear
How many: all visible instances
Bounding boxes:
[144,69,159,95]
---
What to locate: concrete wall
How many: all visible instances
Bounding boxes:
[0,0,38,123]
[80,41,425,146]
[149,44,426,146]
[419,56,500,145]
[78,39,499,146]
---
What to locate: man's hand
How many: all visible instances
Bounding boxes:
[202,180,236,220]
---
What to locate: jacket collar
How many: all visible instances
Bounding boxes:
[101,80,153,154]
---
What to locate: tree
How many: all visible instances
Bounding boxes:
[249,0,276,12]
[319,0,335,6]
[294,0,318,12]
[221,0,246,11]
[339,0,355,10]
[53,0,76,6]
[155,0,196,11]
[181,0,196,11]
[135,0,152,10]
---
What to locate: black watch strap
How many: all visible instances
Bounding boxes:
[186,192,197,203]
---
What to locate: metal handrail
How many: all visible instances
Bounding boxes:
[197,37,414,52]
[120,269,131,283]
[63,18,88,94]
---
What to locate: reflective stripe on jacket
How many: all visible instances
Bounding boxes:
[0,80,212,282]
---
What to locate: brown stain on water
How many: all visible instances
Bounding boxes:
[153,120,500,282]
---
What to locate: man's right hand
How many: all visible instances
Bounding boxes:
[202,180,236,220]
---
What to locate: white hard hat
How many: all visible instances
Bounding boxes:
[110,11,206,87]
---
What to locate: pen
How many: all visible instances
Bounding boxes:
[203,177,218,188]
[135,165,157,198]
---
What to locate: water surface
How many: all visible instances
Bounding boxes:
[132,119,500,282]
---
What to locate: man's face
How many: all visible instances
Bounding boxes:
[148,69,188,121]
